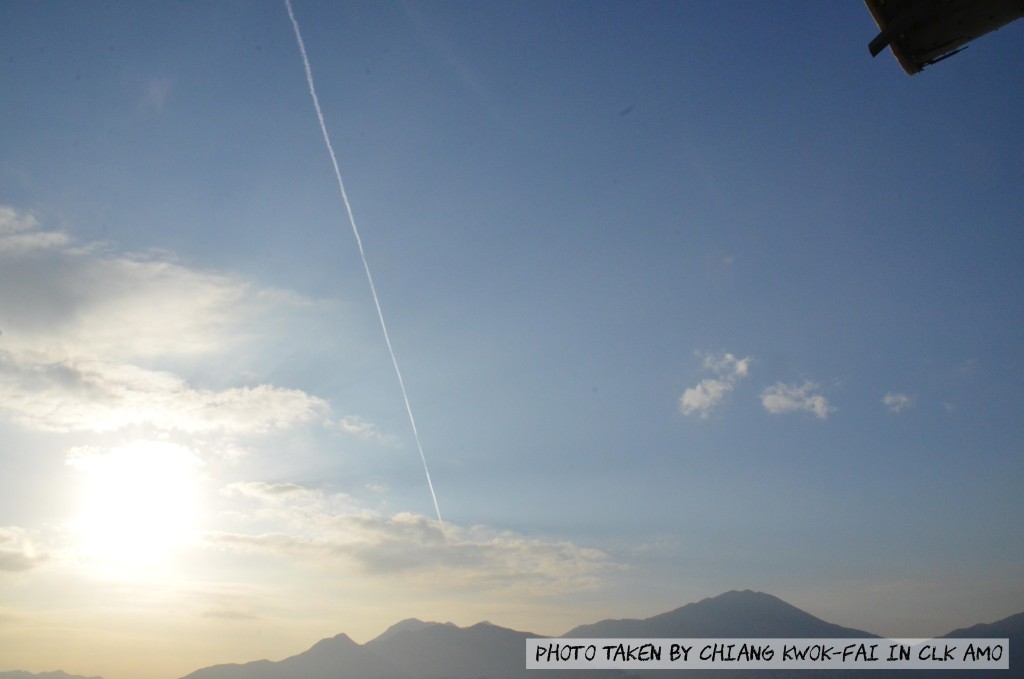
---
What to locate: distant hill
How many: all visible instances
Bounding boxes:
[179,619,568,679]
[565,589,875,639]
[6,590,1018,679]
[567,590,878,679]
[179,589,1021,679]
[362,619,535,677]
[916,612,1024,679]
[0,671,103,679]
[944,609,1024,641]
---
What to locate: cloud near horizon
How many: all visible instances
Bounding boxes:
[0,206,419,587]
[760,381,833,419]
[679,351,752,419]
[205,481,612,594]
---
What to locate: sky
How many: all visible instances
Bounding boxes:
[1,2,1023,678]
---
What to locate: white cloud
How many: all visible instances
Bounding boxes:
[680,379,732,418]
[0,527,44,572]
[0,205,321,363]
[0,206,38,233]
[1,206,610,595]
[0,206,329,438]
[702,352,751,379]
[883,392,915,414]
[206,483,612,593]
[221,481,317,503]
[760,381,833,419]
[0,354,327,434]
[0,206,70,252]
[0,249,250,362]
[219,481,364,530]
[334,415,396,444]
[679,351,752,418]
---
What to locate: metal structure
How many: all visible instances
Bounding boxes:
[866,0,1024,74]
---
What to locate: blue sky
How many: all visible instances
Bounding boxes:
[1,2,1023,678]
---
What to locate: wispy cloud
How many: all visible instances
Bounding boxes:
[761,381,833,419]
[679,351,752,419]
[222,481,318,503]
[334,415,396,445]
[0,527,44,572]
[882,392,915,414]
[201,608,259,621]
[0,355,327,434]
[0,206,70,252]
[206,482,612,594]
[140,76,174,114]
[0,220,250,361]
[0,206,329,438]
[0,206,38,233]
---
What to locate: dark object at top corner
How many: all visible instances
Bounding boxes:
[865,0,1024,74]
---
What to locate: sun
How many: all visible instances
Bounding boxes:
[67,440,203,574]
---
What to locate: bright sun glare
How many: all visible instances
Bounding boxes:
[67,440,202,574]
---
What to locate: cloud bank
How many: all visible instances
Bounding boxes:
[0,206,330,440]
[207,482,611,594]
[0,206,627,601]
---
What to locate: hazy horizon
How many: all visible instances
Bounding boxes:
[2,2,1022,678]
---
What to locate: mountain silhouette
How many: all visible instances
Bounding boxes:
[5,590,1018,679]
[179,590,1020,679]
[368,618,458,643]
[565,589,874,639]
[944,610,1024,641]
[179,619,560,679]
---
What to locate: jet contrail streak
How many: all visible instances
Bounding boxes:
[284,0,443,528]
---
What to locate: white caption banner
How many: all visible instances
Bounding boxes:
[526,638,1009,670]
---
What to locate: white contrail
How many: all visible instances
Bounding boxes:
[284,0,443,528]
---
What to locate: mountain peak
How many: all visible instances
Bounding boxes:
[371,618,457,644]
[564,588,874,639]
[691,589,802,611]
[303,632,358,657]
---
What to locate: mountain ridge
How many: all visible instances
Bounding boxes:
[369,618,458,644]
[564,589,876,638]
[179,589,1020,679]
[4,590,1019,679]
